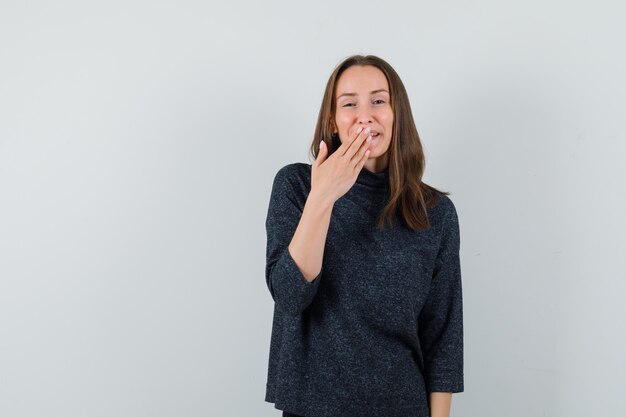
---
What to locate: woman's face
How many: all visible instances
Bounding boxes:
[333,65,394,165]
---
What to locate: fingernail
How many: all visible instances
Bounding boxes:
[319,141,325,150]
[357,127,363,133]
[365,127,371,133]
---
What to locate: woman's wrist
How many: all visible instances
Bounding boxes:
[428,392,452,417]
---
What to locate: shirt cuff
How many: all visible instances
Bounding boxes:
[274,248,322,315]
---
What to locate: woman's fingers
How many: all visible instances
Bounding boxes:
[337,126,362,155]
[354,140,371,174]
[357,149,371,172]
[314,140,328,169]
[311,126,373,204]
[332,126,372,173]
[344,126,372,162]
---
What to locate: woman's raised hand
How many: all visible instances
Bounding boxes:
[310,126,373,205]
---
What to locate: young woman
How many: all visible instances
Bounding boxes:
[264,55,464,417]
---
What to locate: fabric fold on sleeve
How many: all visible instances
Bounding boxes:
[418,197,464,393]
[265,166,322,316]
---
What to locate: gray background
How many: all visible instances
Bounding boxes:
[1,1,625,416]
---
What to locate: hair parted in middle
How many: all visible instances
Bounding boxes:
[309,54,449,232]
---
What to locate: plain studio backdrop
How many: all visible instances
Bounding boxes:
[1,1,625,416]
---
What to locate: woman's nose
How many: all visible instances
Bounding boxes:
[357,108,372,124]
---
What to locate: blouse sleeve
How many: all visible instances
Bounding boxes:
[264,166,322,316]
[417,198,464,393]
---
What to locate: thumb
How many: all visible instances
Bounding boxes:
[314,140,328,167]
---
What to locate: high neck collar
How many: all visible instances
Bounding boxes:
[356,166,389,188]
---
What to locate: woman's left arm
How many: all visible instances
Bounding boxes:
[429,392,452,417]
[418,197,464,394]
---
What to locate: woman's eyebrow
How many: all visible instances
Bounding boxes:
[337,89,389,99]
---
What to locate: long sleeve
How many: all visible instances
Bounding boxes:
[417,199,464,393]
[265,166,322,316]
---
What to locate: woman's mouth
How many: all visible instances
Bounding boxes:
[368,131,382,148]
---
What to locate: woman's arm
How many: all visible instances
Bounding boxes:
[417,197,464,393]
[265,167,331,315]
[288,190,334,283]
[288,132,371,282]
[265,134,370,314]
[429,392,452,417]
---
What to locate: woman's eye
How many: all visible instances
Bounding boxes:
[342,103,355,107]
[373,99,385,105]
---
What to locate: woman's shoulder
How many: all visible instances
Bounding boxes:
[271,162,313,196]
[274,162,311,181]
[424,191,459,229]
[434,192,456,212]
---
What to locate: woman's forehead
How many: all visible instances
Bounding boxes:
[335,66,390,97]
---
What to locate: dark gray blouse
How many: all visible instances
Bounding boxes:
[264,162,464,417]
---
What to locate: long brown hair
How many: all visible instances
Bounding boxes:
[309,54,450,231]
